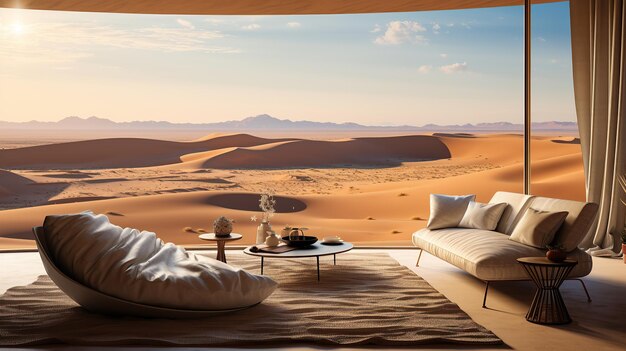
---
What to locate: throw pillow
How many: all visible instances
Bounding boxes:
[509,208,569,248]
[43,211,277,310]
[458,201,508,230]
[427,194,476,230]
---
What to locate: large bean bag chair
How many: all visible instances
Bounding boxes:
[34,211,276,318]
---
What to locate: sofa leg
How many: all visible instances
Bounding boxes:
[415,249,423,267]
[572,278,592,302]
[482,281,490,308]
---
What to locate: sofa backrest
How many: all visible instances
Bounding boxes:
[528,197,599,252]
[489,191,535,234]
[489,191,599,251]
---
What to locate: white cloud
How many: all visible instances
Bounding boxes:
[417,65,432,74]
[537,36,547,42]
[287,22,301,28]
[440,62,468,74]
[176,18,195,30]
[374,21,427,45]
[440,53,448,58]
[241,23,261,31]
[432,23,441,34]
[204,18,225,25]
[0,45,92,65]
[0,21,238,66]
[370,24,381,33]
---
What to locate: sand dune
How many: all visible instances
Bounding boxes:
[179,135,451,169]
[0,170,36,197]
[432,132,477,138]
[552,137,581,144]
[492,153,584,183]
[205,193,307,212]
[0,133,585,250]
[0,134,290,169]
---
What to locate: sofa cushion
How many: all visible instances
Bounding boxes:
[509,208,568,248]
[413,228,592,281]
[488,191,535,234]
[427,194,475,230]
[530,197,599,252]
[459,201,507,231]
[43,212,277,310]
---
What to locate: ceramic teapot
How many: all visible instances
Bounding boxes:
[281,226,292,237]
[265,230,280,247]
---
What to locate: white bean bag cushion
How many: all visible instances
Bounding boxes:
[43,211,277,310]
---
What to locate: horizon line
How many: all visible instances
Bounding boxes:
[0,114,579,129]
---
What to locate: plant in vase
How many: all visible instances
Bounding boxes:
[213,216,233,237]
[546,244,567,263]
[254,190,277,244]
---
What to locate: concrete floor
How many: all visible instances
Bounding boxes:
[1,249,624,351]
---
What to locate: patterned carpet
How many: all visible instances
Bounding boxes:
[0,253,502,346]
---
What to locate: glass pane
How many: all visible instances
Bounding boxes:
[530,1,585,201]
[0,7,524,249]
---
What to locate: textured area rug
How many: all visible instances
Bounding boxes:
[0,253,502,346]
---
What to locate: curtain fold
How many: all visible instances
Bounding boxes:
[570,0,626,253]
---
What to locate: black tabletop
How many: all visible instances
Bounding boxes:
[517,257,577,266]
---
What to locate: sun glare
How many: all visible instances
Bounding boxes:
[9,21,24,35]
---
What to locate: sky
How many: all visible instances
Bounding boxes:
[0,3,575,126]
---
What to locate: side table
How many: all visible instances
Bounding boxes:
[198,233,242,263]
[517,257,577,325]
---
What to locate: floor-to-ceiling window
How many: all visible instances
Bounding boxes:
[0,4,579,250]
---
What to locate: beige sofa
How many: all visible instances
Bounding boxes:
[412,191,599,307]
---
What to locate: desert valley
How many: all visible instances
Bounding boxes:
[0,116,585,250]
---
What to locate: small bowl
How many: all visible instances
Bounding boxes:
[281,235,318,248]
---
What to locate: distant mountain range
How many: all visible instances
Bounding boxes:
[0,114,578,132]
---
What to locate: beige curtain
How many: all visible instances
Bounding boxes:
[570,0,626,253]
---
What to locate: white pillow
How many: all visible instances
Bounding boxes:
[459,201,508,230]
[43,212,277,310]
[509,208,568,249]
[427,194,476,230]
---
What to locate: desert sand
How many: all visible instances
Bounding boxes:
[0,133,585,250]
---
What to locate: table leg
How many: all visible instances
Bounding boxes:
[317,256,320,281]
[261,257,264,275]
[216,241,226,263]
[334,254,336,265]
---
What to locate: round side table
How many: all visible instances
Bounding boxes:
[517,257,577,325]
[198,233,242,263]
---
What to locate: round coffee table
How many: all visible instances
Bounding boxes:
[198,233,243,264]
[517,257,578,325]
[243,242,353,281]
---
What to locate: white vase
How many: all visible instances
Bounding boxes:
[264,231,280,247]
[256,221,271,244]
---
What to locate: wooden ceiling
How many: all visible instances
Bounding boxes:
[0,0,564,15]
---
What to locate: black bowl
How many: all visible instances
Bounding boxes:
[281,235,318,248]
